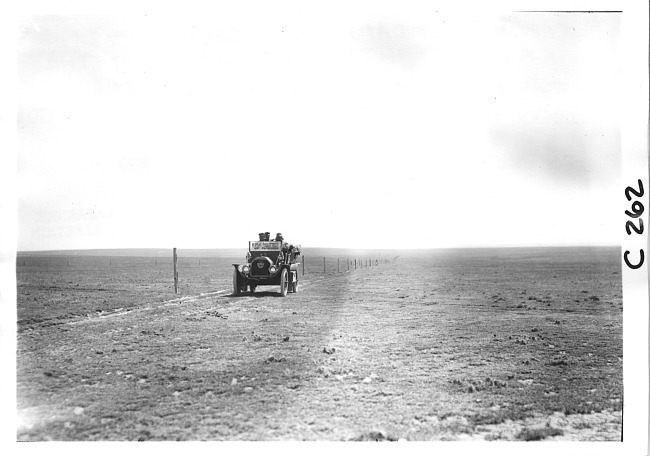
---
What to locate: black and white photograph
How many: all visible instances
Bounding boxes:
[2,0,648,452]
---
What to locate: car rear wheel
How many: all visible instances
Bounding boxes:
[249,285,257,293]
[290,272,298,293]
[280,269,288,297]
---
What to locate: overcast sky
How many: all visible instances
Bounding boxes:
[17,6,622,250]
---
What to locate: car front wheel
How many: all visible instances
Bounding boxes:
[280,269,288,297]
[232,269,240,296]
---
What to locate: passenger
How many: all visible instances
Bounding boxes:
[275,233,289,254]
[288,244,300,261]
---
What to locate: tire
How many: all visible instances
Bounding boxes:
[280,269,288,297]
[249,285,257,293]
[232,269,240,296]
[290,272,298,293]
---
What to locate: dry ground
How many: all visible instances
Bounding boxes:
[16,247,622,441]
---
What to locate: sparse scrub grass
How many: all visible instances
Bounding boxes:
[17,247,622,440]
[516,426,564,441]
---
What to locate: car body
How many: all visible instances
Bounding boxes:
[232,240,301,296]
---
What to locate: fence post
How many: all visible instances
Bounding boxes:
[355,259,357,269]
[173,248,178,294]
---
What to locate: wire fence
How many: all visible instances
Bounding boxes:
[16,252,399,294]
[16,255,394,271]
[299,256,394,276]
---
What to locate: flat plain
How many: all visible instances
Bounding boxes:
[16,247,622,441]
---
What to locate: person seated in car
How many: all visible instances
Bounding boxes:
[288,244,300,261]
[275,233,291,255]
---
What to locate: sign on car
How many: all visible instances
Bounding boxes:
[250,241,282,251]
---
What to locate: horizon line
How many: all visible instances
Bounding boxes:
[16,244,622,254]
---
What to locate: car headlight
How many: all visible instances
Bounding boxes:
[242,265,250,274]
[269,265,277,274]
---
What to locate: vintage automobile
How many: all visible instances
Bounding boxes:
[232,240,301,296]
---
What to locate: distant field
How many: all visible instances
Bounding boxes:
[16,246,622,441]
[16,248,392,324]
[16,255,238,325]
